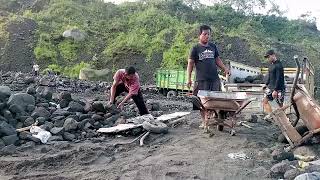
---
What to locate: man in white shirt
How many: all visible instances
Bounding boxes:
[33,63,39,76]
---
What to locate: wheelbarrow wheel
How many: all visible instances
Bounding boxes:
[217,125,224,131]
[191,95,204,110]
[167,90,177,98]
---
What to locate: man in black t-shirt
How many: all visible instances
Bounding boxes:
[187,25,230,128]
[262,49,285,119]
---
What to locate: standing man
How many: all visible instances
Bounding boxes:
[32,62,39,76]
[108,66,149,115]
[187,25,230,127]
[262,49,285,118]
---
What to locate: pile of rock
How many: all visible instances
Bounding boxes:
[0,71,109,93]
[268,145,320,179]
[0,85,162,153]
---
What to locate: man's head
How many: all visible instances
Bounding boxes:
[264,49,277,62]
[199,25,211,44]
[125,66,136,80]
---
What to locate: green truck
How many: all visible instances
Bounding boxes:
[155,69,226,97]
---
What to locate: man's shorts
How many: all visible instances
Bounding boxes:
[192,80,221,110]
[264,88,285,105]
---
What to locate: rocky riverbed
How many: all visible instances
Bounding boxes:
[1,72,320,180]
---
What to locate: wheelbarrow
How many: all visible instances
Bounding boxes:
[192,91,256,135]
[270,56,320,150]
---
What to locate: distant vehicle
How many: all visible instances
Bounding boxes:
[155,69,227,97]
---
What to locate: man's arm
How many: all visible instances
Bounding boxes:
[216,57,230,76]
[274,64,284,91]
[187,59,195,88]
[109,79,119,104]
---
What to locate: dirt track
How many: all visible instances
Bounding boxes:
[0,103,282,180]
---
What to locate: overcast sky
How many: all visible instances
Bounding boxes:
[105,0,320,29]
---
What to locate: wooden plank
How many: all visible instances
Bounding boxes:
[271,109,302,143]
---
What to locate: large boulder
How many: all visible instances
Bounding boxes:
[7,93,35,111]
[0,86,11,102]
[79,68,111,81]
[62,28,86,41]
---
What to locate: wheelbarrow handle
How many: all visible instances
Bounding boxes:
[290,55,301,101]
[235,97,256,114]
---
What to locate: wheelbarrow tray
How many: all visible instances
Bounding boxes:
[197,90,249,112]
[293,86,320,130]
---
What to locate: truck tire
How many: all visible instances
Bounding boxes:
[142,120,168,134]
[167,90,177,98]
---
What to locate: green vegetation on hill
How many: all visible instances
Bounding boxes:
[0,0,319,82]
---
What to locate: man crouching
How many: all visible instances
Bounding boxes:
[108,66,149,115]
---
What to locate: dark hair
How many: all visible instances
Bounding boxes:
[199,25,211,35]
[125,66,136,75]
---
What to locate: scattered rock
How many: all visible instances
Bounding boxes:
[7,93,35,111]
[2,110,13,121]
[48,135,64,142]
[40,87,53,100]
[79,114,92,121]
[39,78,50,86]
[26,86,36,95]
[0,121,16,136]
[52,109,72,117]
[284,168,302,179]
[294,172,320,180]
[0,103,6,110]
[24,117,35,126]
[40,122,54,131]
[293,146,318,157]
[0,139,5,149]
[8,104,24,114]
[2,134,19,145]
[68,101,84,112]
[37,103,50,108]
[270,160,294,178]
[63,118,78,131]
[50,127,64,135]
[31,107,51,120]
[59,92,72,102]
[59,99,69,108]
[92,102,106,113]
[249,114,259,123]
[84,103,92,112]
[63,132,76,141]
[0,144,16,155]
[92,114,104,121]
[36,117,47,125]
[272,148,295,161]
[0,86,11,102]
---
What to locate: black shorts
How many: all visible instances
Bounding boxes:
[264,88,285,105]
[192,80,221,110]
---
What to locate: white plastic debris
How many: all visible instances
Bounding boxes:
[156,112,190,122]
[30,126,52,144]
[227,152,249,160]
[97,124,142,133]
